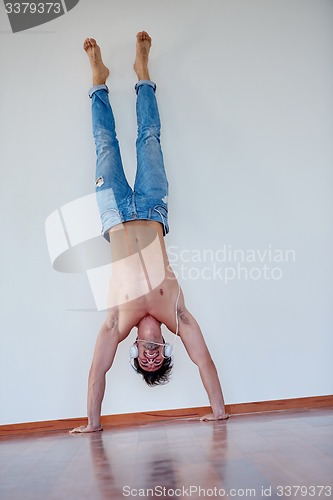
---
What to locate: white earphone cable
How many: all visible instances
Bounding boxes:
[172,284,181,354]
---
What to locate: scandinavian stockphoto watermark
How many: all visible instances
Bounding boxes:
[167,244,296,283]
[122,484,332,497]
[3,0,80,33]
[45,191,296,311]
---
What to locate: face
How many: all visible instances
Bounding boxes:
[136,315,164,372]
[136,340,164,371]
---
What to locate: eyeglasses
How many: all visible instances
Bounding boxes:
[135,339,165,349]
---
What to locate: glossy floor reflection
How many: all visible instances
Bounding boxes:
[0,408,333,499]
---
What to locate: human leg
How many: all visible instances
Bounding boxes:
[133,32,169,234]
[90,86,132,205]
[84,38,132,240]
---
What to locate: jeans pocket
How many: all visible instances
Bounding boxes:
[153,204,168,218]
[153,204,169,235]
[96,188,120,218]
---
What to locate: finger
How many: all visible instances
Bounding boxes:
[69,426,85,434]
[220,413,230,420]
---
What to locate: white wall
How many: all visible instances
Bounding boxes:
[0,0,332,425]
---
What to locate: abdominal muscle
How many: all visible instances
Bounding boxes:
[106,221,180,330]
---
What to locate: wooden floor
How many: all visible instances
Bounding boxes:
[0,408,332,500]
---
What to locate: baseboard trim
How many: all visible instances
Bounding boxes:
[1,394,332,438]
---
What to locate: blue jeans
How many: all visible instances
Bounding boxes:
[89,80,169,242]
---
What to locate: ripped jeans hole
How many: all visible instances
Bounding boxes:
[95,176,104,188]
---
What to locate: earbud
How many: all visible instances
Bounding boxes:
[129,344,139,360]
[163,343,174,358]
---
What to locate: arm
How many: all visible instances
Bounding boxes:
[177,306,229,421]
[70,313,125,433]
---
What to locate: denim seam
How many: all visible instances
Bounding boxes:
[134,80,156,94]
[89,84,109,98]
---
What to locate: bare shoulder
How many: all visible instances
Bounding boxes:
[114,297,149,341]
[104,309,119,330]
[102,308,129,343]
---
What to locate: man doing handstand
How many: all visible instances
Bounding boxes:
[71,31,228,433]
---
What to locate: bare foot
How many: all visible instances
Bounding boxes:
[134,31,152,81]
[83,38,109,86]
[69,425,103,434]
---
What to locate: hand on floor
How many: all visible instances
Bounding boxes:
[200,413,230,422]
[69,425,103,434]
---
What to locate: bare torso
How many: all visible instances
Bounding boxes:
[106,220,182,338]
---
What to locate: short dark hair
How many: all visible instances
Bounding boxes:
[133,357,173,386]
